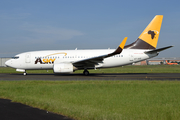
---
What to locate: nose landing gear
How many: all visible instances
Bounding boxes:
[23,72,27,76]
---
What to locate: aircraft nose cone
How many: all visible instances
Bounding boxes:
[5,60,11,67]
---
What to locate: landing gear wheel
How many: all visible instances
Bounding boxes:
[23,72,27,76]
[83,70,89,76]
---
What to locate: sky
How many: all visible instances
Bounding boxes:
[0,0,180,57]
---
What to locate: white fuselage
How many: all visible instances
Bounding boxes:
[5,49,157,71]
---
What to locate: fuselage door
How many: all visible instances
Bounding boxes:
[25,53,31,63]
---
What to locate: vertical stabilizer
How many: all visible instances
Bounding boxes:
[125,15,163,49]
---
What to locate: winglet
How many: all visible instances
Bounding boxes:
[109,37,128,56]
[119,37,128,49]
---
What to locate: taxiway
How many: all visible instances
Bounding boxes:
[0,73,180,80]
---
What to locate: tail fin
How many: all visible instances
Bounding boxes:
[125,15,163,49]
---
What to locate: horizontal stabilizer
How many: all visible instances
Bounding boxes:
[144,46,173,54]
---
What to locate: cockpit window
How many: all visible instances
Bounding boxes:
[12,56,19,59]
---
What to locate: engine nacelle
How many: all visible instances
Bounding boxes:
[53,63,74,73]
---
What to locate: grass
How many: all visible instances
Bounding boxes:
[1,65,180,74]
[0,80,180,120]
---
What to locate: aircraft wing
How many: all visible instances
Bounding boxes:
[72,37,127,68]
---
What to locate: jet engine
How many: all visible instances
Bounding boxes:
[53,63,74,73]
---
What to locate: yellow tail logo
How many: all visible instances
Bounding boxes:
[139,15,163,48]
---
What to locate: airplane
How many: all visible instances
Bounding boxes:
[5,15,173,75]
[165,60,178,65]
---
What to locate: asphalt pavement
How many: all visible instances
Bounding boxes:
[0,73,180,80]
[0,98,73,120]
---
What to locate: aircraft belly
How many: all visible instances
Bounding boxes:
[103,57,129,67]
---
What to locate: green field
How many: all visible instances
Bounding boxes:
[0,80,180,120]
[0,65,180,120]
[1,65,180,74]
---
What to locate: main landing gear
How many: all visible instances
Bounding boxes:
[83,69,89,76]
